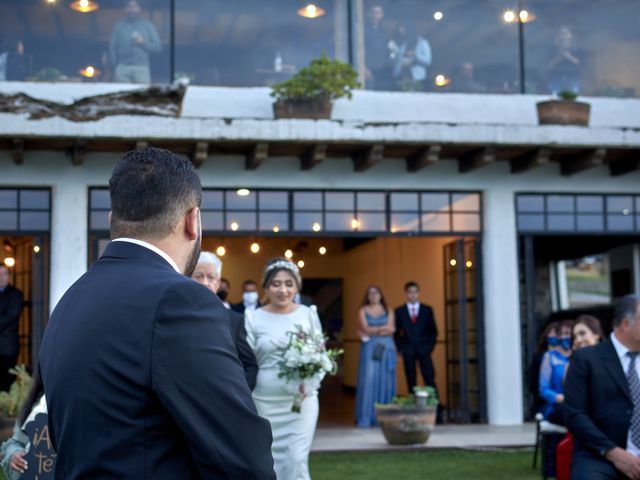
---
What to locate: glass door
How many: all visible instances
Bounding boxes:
[444,238,485,422]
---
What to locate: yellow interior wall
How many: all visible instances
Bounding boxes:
[201,235,460,405]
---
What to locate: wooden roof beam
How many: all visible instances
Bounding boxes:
[560,148,606,176]
[510,147,551,173]
[459,147,495,173]
[245,143,268,170]
[191,141,209,169]
[609,151,640,176]
[11,139,24,165]
[301,144,327,171]
[353,144,384,172]
[406,145,441,172]
[68,140,87,166]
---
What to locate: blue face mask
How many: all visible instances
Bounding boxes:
[560,337,572,350]
[547,336,561,347]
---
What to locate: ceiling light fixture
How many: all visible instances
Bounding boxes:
[70,0,99,13]
[297,3,325,19]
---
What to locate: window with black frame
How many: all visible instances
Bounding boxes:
[0,0,170,84]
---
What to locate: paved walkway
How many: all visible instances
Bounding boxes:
[311,423,536,452]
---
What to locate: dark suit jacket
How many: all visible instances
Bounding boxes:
[228,309,258,390]
[38,241,275,479]
[565,338,633,459]
[393,303,438,355]
[0,285,23,356]
[231,302,261,315]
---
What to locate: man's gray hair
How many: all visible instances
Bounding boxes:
[197,251,222,277]
[613,294,640,327]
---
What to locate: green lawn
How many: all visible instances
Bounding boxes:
[310,448,538,480]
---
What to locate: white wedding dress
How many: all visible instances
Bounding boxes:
[245,305,321,480]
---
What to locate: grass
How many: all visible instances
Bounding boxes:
[310,448,538,480]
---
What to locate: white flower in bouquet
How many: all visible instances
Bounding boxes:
[277,324,343,413]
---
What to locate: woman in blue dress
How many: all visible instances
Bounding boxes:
[539,319,574,424]
[355,285,397,427]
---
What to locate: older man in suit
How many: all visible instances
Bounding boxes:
[192,251,258,390]
[565,294,640,479]
[394,281,438,391]
[38,147,274,479]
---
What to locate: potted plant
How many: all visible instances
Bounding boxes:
[0,365,32,440]
[375,386,438,445]
[536,90,590,126]
[271,53,360,120]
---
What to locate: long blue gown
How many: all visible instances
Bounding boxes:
[355,312,397,427]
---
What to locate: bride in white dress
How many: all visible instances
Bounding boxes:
[245,258,321,480]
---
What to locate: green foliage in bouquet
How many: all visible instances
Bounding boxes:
[0,365,33,418]
[270,53,360,103]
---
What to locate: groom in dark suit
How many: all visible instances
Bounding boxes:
[565,294,640,480]
[394,281,438,391]
[38,147,275,479]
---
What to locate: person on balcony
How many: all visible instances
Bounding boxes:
[109,0,161,84]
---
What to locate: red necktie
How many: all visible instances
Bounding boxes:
[411,306,417,324]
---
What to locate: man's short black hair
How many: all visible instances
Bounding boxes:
[613,294,640,328]
[243,280,257,288]
[109,147,201,239]
[404,281,419,291]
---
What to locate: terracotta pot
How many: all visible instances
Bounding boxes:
[536,100,590,126]
[375,404,436,445]
[273,97,332,119]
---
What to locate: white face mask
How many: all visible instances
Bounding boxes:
[243,291,258,305]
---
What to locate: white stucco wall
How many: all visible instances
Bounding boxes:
[1,150,639,425]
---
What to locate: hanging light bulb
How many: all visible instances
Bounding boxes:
[250,242,260,254]
[33,245,41,254]
[433,11,444,21]
[350,218,360,230]
[503,10,516,23]
[434,74,451,87]
[272,226,280,233]
[312,222,321,232]
[236,188,250,196]
[466,260,473,268]
[319,246,327,255]
[297,260,305,268]
[297,3,325,19]
[230,221,239,231]
[69,0,99,13]
[284,249,293,259]
[216,246,226,256]
[449,259,457,266]
[3,257,15,268]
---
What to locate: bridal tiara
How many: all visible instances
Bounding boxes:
[265,260,299,275]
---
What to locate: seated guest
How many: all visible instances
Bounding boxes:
[539,319,574,424]
[572,314,603,350]
[232,280,261,314]
[192,252,258,390]
[565,295,640,480]
[528,321,559,418]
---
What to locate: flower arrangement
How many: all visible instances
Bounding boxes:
[0,365,33,418]
[277,324,343,412]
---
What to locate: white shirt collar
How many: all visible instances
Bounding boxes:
[406,302,420,310]
[112,238,181,273]
[611,331,630,361]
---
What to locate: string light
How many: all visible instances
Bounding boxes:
[230,222,239,231]
[216,246,226,256]
[284,249,293,259]
[466,261,473,268]
[79,65,100,78]
[297,260,305,268]
[250,243,260,254]
[433,11,443,21]
[297,3,325,19]
[3,257,15,268]
[312,222,321,232]
[69,0,99,13]
[273,226,280,233]
[319,246,327,255]
[449,259,457,266]
[236,188,250,196]
[33,245,41,254]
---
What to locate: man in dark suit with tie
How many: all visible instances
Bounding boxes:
[394,281,438,391]
[191,250,258,390]
[565,294,640,480]
[0,264,23,391]
[38,147,275,479]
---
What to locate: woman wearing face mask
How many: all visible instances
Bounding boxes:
[572,314,603,349]
[244,258,322,480]
[539,319,574,424]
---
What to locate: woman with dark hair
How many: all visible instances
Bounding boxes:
[245,257,322,480]
[355,285,396,427]
[572,314,603,349]
[0,373,46,479]
[539,319,574,424]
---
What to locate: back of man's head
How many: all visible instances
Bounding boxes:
[109,147,201,240]
[613,294,640,328]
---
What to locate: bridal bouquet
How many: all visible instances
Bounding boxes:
[277,324,343,413]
